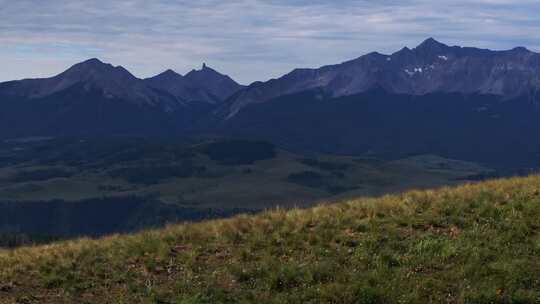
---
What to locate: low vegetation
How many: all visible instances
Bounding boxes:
[286,171,355,194]
[6,168,74,183]
[0,197,253,241]
[108,162,207,185]
[1,175,540,303]
[0,138,493,241]
[195,140,276,165]
[299,158,351,172]
[0,233,59,248]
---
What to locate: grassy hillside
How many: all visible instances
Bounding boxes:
[1,176,540,303]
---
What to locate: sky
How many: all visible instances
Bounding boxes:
[1,0,539,85]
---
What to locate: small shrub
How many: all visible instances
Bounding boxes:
[354,285,386,304]
[269,264,306,292]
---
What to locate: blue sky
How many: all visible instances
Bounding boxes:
[1,0,539,84]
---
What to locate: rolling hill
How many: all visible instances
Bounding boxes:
[0,137,490,243]
[0,175,539,303]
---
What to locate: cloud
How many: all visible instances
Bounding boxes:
[0,0,539,84]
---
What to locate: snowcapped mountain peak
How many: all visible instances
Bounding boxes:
[221,38,540,117]
[417,37,447,48]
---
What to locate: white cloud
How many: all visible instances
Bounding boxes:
[0,0,539,84]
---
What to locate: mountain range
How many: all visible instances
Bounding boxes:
[145,63,243,104]
[220,38,540,118]
[0,59,243,136]
[1,38,540,168]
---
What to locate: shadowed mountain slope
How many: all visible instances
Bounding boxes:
[0,60,241,137]
[220,38,540,117]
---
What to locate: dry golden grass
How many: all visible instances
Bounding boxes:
[1,175,540,303]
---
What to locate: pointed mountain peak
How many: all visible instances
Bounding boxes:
[145,69,185,87]
[161,69,182,77]
[415,37,449,50]
[366,51,385,57]
[511,46,531,53]
[421,37,439,44]
[392,46,413,58]
[353,51,388,64]
[145,69,184,84]
[72,58,115,70]
[183,64,243,100]
[199,63,218,73]
[200,63,218,72]
[81,58,105,65]
[398,46,412,53]
[66,58,118,74]
[58,58,138,87]
[15,58,143,99]
[186,64,223,79]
